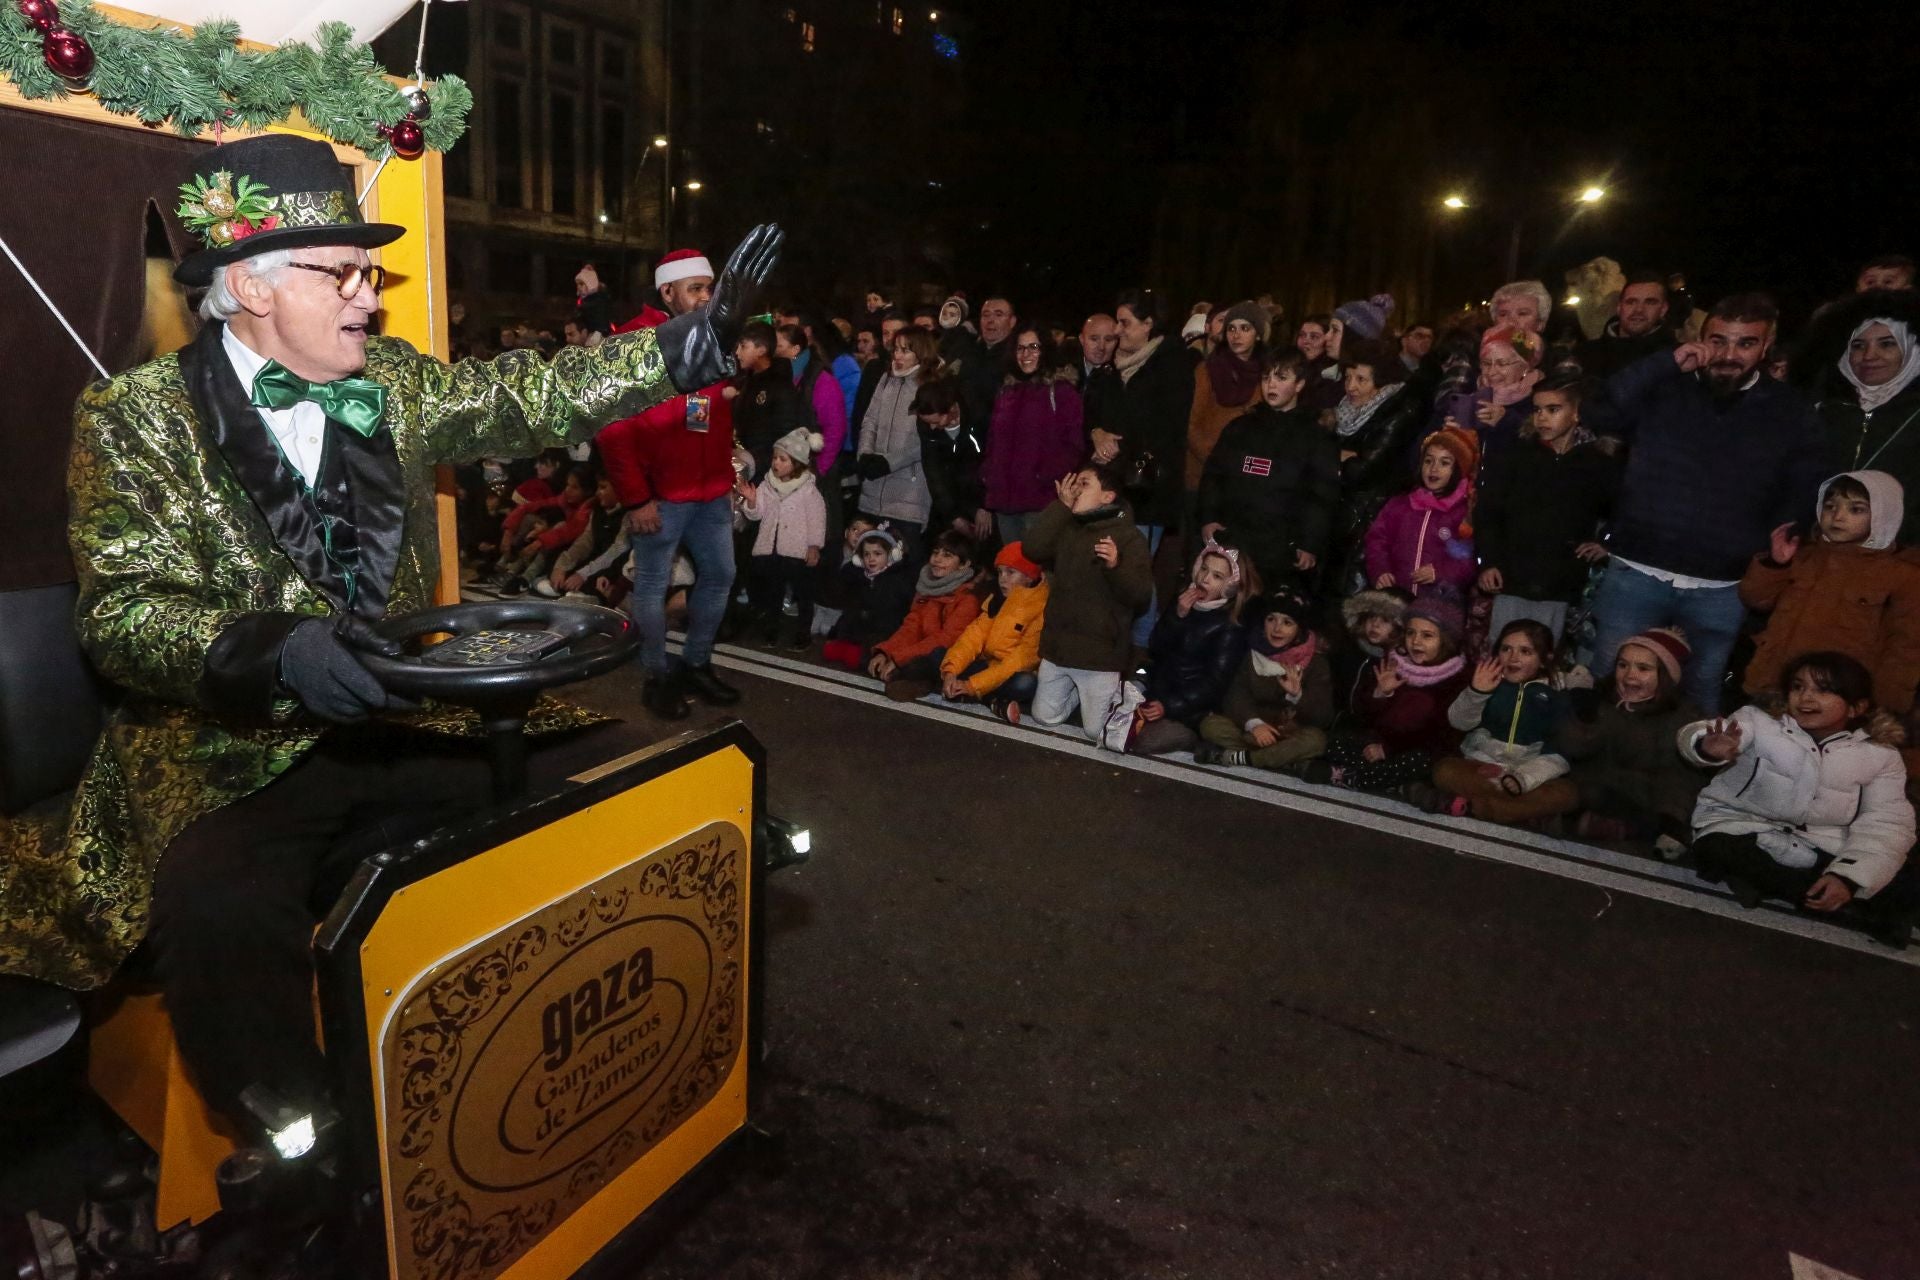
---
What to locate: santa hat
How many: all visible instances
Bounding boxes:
[654,248,714,289]
[995,541,1042,584]
[1619,627,1691,685]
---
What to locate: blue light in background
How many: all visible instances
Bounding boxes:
[933,33,959,59]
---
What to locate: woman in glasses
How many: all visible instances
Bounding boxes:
[980,326,1085,546]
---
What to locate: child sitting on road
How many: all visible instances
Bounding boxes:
[1684,652,1920,947]
[739,428,828,649]
[822,527,916,670]
[1128,543,1255,756]
[1739,470,1920,717]
[1022,462,1155,740]
[1193,587,1334,771]
[1363,426,1478,599]
[811,513,878,637]
[539,470,630,601]
[870,530,984,700]
[1425,620,1570,819]
[1552,627,1709,848]
[1306,590,1471,794]
[940,542,1049,721]
[1335,587,1408,708]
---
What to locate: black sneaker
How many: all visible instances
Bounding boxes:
[642,675,690,720]
[496,575,528,597]
[681,663,741,706]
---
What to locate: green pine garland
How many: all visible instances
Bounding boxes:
[0,0,472,159]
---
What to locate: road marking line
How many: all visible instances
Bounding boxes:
[1790,1254,1869,1280]
[679,640,1920,969]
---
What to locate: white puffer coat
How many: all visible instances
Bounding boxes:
[1680,704,1915,897]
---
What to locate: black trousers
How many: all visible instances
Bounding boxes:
[147,723,619,1130]
[1692,831,1920,927]
[747,553,816,630]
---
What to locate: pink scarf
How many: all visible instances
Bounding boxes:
[1389,650,1465,687]
[1409,481,1470,515]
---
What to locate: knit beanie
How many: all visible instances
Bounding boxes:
[1252,585,1314,630]
[1417,426,1479,535]
[772,427,814,466]
[1405,587,1466,648]
[1618,627,1691,685]
[995,540,1042,584]
[1333,293,1396,341]
[1217,300,1271,344]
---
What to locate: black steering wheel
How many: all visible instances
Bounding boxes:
[358,600,638,798]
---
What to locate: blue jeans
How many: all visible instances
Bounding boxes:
[1589,561,1745,712]
[1130,523,1166,648]
[627,495,736,676]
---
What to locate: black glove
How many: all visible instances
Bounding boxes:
[655,223,786,392]
[278,615,411,723]
[856,453,892,480]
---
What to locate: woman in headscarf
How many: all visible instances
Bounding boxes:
[1184,301,1268,509]
[1797,288,1920,536]
[1433,323,1545,475]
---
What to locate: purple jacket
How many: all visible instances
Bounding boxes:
[795,357,850,465]
[1363,485,1476,595]
[981,373,1086,514]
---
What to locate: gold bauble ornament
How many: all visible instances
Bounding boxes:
[209,221,237,246]
[202,188,237,218]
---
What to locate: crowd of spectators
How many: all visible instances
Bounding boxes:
[453,249,1920,949]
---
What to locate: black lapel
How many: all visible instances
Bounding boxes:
[331,420,404,618]
[180,321,348,608]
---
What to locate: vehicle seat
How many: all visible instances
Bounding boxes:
[0,581,103,1079]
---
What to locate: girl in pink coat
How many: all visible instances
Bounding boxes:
[1364,426,1478,598]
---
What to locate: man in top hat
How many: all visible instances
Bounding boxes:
[598,247,752,720]
[0,134,781,1153]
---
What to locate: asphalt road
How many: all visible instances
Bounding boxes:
[595,666,1920,1280]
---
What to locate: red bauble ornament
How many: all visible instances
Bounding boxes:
[42,24,93,80]
[387,117,425,161]
[18,0,58,33]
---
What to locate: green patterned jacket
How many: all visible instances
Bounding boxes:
[0,321,675,989]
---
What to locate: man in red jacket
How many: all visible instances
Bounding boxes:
[599,248,745,718]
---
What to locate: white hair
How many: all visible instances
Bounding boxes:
[1492,279,1553,324]
[197,248,295,321]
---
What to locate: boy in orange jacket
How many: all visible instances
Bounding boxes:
[940,542,1049,721]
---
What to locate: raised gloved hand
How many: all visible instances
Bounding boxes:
[656,223,786,392]
[856,453,892,480]
[279,614,413,723]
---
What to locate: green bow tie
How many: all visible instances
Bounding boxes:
[250,360,387,437]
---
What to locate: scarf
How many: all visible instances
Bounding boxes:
[1389,650,1465,687]
[1410,479,1470,516]
[1839,317,1920,413]
[1206,348,1261,408]
[915,562,975,597]
[1191,595,1230,612]
[1114,336,1163,384]
[1250,631,1318,676]
[1333,382,1402,438]
[765,471,809,497]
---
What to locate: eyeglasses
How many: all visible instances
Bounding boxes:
[287,261,387,298]
[1015,342,1043,353]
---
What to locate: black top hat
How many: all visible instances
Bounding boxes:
[172,135,405,287]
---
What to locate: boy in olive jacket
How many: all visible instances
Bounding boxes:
[1021,461,1155,737]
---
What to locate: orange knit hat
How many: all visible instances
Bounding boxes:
[1418,426,1480,536]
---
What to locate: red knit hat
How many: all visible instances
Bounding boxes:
[1418,425,1480,536]
[996,541,1042,584]
[1618,627,1691,685]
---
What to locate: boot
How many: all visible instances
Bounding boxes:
[643,673,691,720]
[681,663,742,706]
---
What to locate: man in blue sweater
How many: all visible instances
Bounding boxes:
[1585,294,1826,711]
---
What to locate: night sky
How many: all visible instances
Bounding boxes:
[940,2,1920,332]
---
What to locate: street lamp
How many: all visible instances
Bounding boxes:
[1578,185,1606,204]
[1442,194,1468,210]
[685,179,704,192]
[652,135,669,150]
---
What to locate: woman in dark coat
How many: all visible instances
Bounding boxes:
[1795,288,1920,538]
[1327,339,1433,594]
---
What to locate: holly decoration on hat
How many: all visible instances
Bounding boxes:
[177,171,277,248]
